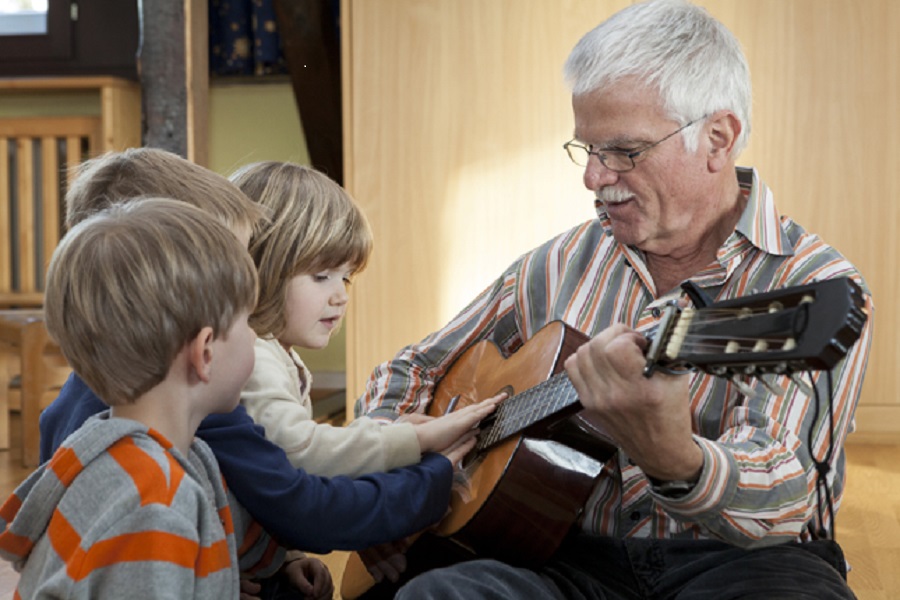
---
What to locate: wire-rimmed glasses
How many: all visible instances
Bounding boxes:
[563,117,704,173]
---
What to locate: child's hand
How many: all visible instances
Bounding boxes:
[394,412,432,425]
[239,578,263,600]
[358,538,413,584]
[282,555,334,599]
[413,392,505,455]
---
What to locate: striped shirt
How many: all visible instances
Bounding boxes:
[358,167,873,548]
[0,416,284,598]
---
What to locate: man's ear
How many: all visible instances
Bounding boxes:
[188,326,216,384]
[706,111,741,172]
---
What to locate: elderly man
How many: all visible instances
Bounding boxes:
[358,0,872,598]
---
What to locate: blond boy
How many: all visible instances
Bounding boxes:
[0,198,283,598]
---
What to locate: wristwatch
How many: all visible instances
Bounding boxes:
[648,476,697,499]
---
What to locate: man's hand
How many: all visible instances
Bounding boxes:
[564,324,702,483]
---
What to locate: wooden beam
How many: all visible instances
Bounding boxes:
[186,0,209,166]
[274,0,343,184]
[138,0,208,164]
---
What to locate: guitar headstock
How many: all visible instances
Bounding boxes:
[645,278,867,378]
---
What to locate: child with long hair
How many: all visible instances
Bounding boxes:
[230,161,499,477]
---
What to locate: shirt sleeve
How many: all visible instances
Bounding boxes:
[242,339,420,477]
[653,251,874,547]
[197,405,454,552]
[355,258,528,421]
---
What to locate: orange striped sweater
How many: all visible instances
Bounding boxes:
[0,415,285,598]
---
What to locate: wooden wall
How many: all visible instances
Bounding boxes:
[341,0,900,442]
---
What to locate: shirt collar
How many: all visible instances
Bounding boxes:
[730,166,793,257]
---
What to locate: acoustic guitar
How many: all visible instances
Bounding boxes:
[341,277,868,598]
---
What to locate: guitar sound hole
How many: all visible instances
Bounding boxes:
[496,384,515,400]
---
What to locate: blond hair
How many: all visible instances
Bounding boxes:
[229,162,373,337]
[45,198,258,405]
[65,147,267,232]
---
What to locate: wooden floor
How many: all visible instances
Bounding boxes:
[0,440,895,599]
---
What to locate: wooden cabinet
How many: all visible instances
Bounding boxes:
[0,76,140,465]
[0,76,141,152]
[0,76,140,306]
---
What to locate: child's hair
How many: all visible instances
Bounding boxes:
[229,162,373,338]
[65,147,267,233]
[44,198,258,405]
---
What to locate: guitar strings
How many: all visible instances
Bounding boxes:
[674,334,794,342]
[677,306,798,320]
[477,372,577,450]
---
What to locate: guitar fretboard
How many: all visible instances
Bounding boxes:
[475,372,580,452]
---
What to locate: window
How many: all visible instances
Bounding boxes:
[0,1,138,80]
[0,0,49,36]
[0,0,72,62]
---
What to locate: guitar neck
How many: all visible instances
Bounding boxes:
[475,373,581,452]
[473,277,868,455]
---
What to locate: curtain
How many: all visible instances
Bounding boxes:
[209,0,286,76]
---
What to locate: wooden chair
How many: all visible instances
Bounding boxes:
[0,115,99,466]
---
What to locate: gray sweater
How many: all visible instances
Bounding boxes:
[0,414,285,598]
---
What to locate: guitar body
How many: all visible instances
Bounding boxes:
[341,321,607,598]
[428,320,605,562]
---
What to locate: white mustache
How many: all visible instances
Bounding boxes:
[595,186,634,205]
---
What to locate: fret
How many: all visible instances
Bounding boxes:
[476,373,580,452]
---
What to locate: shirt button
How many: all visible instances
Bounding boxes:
[630,511,641,521]
[651,307,661,318]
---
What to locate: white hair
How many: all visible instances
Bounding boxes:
[563,0,752,156]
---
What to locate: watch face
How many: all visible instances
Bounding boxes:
[651,479,696,498]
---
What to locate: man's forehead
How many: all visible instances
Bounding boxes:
[572,95,667,145]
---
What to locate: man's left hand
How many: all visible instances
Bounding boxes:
[564,323,703,483]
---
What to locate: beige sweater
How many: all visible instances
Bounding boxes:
[241,336,420,478]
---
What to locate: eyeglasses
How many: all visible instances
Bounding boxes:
[563,117,704,173]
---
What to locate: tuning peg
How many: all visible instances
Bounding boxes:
[789,374,816,398]
[757,375,787,397]
[731,377,765,401]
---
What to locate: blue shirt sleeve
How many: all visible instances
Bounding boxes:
[39,372,107,463]
[197,405,452,551]
[39,373,453,551]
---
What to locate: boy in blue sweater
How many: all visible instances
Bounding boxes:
[39,148,498,587]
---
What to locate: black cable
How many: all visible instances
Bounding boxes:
[806,369,836,540]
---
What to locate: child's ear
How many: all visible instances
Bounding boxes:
[188,326,216,383]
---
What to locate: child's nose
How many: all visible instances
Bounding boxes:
[331,286,349,305]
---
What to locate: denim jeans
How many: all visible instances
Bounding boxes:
[395,533,855,600]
